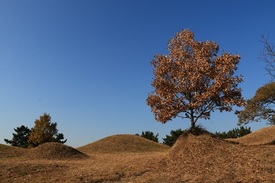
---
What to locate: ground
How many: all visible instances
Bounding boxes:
[1,128,275,183]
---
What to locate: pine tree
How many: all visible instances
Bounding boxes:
[28,113,67,147]
[4,125,31,148]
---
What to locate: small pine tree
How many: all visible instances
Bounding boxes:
[4,125,31,148]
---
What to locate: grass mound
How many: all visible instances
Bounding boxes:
[166,134,230,182]
[156,135,235,182]
[226,125,275,145]
[169,134,234,160]
[165,134,275,182]
[77,134,170,154]
[0,144,27,158]
[28,142,89,160]
[1,135,275,182]
[182,125,212,137]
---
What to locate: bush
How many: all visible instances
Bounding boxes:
[163,129,185,146]
[136,131,159,142]
[213,126,252,139]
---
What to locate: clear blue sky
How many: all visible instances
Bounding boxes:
[1,0,274,147]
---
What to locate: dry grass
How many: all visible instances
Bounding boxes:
[27,142,89,160]
[0,132,275,182]
[166,134,275,182]
[77,134,170,154]
[226,125,275,145]
[0,144,27,158]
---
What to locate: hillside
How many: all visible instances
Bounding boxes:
[0,144,27,158]
[77,134,170,154]
[226,125,275,145]
[0,142,88,160]
[0,132,274,182]
[27,142,89,160]
[160,134,275,182]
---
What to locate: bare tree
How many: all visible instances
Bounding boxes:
[260,34,275,79]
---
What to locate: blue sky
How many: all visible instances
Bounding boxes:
[0,0,274,147]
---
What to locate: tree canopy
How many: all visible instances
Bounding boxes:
[28,113,67,147]
[237,36,275,125]
[238,82,275,125]
[147,29,245,128]
[4,113,67,148]
[4,125,31,148]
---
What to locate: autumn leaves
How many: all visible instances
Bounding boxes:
[147,29,245,128]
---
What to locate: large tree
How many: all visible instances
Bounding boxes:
[28,113,67,147]
[147,29,245,129]
[238,82,275,125]
[4,125,31,148]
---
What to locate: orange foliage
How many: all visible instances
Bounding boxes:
[147,29,245,128]
[28,113,66,147]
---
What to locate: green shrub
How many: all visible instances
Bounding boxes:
[136,131,159,142]
[213,126,251,139]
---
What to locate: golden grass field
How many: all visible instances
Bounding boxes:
[1,127,275,183]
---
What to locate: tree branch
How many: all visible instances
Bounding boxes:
[260,34,275,79]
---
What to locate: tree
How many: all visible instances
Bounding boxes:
[163,129,185,146]
[147,29,245,129]
[4,125,31,148]
[28,113,67,147]
[260,35,275,79]
[137,131,159,142]
[238,82,275,125]
[237,35,275,125]
[237,36,275,125]
[213,126,251,139]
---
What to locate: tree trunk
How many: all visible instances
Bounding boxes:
[190,110,196,129]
